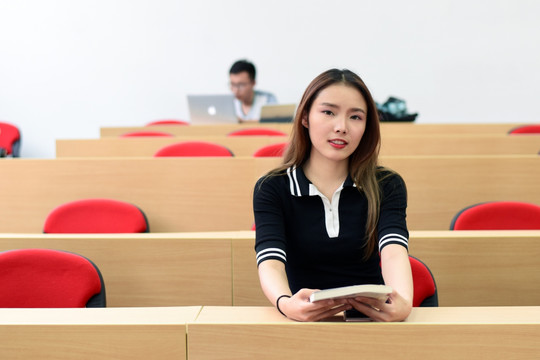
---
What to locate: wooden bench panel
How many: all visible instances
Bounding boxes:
[100,122,528,137]
[57,134,540,158]
[1,156,539,232]
[231,230,540,307]
[56,136,288,157]
[0,233,233,307]
[190,306,540,360]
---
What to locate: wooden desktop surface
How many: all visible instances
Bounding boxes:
[195,305,540,324]
[57,133,540,158]
[189,306,540,360]
[0,306,200,360]
[1,156,539,232]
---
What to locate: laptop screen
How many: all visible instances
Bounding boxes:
[187,94,238,124]
[260,103,296,123]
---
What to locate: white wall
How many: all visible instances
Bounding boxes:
[1,0,539,158]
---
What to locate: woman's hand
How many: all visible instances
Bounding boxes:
[278,288,352,322]
[347,289,412,322]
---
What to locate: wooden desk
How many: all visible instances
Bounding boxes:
[2,306,538,359]
[100,122,529,137]
[0,231,538,307]
[57,134,540,158]
[380,134,540,155]
[56,136,288,158]
[1,156,539,232]
[0,233,234,307]
[232,230,540,307]
[101,123,293,137]
[0,306,200,360]
[382,155,540,230]
[0,157,279,233]
[189,306,540,360]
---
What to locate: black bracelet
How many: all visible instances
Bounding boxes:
[276,294,291,317]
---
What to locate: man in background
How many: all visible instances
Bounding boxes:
[229,60,277,122]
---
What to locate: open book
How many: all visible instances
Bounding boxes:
[309,284,392,303]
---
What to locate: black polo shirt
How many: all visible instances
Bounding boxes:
[253,166,409,293]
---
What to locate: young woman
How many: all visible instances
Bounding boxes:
[253,69,413,322]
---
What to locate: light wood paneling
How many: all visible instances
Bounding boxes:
[1,231,539,307]
[189,306,540,360]
[57,134,540,158]
[100,123,293,137]
[0,233,233,306]
[0,306,199,360]
[0,157,279,233]
[232,230,540,307]
[100,122,529,137]
[1,156,539,232]
[382,155,540,230]
[56,136,289,158]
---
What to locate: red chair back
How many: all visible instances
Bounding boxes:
[146,119,189,126]
[508,124,540,134]
[153,141,234,157]
[0,121,21,156]
[43,198,149,233]
[0,249,105,307]
[228,128,287,136]
[253,142,288,157]
[450,201,540,230]
[120,131,173,137]
[409,256,438,307]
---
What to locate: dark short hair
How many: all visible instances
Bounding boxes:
[229,60,256,81]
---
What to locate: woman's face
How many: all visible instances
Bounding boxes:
[302,83,367,166]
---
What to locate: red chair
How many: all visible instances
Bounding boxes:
[450,201,540,230]
[409,256,438,307]
[153,141,234,157]
[253,142,288,157]
[0,249,106,307]
[0,121,21,157]
[120,131,173,137]
[228,128,287,136]
[43,198,149,233]
[508,124,540,134]
[146,119,189,126]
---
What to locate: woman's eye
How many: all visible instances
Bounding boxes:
[322,110,333,116]
[351,115,363,120]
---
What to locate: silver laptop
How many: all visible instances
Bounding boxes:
[260,103,296,123]
[187,94,238,124]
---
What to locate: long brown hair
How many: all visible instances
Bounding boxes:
[268,69,384,258]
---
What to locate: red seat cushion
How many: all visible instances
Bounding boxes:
[508,124,540,134]
[0,122,21,155]
[146,119,189,126]
[409,256,436,307]
[228,128,287,136]
[0,249,102,308]
[120,131,173,137]
[43,198,148,233]
[153,141,234,157]
[253,142,288,157]
[451,201,540,230]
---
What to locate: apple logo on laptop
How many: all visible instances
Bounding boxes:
[207,106,217,116]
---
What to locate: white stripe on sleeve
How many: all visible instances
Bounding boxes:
[378,233,408,251]
[256,247,287,263]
